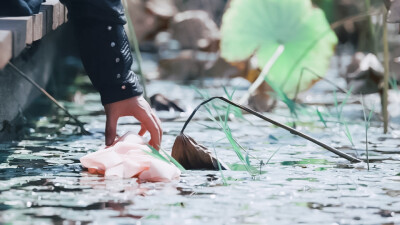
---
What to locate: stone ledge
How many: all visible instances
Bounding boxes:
[0,31,12,69]
[0,1,66,70]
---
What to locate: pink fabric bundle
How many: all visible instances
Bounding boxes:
[80,132,181,182]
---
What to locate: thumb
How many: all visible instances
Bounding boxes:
[105,116,118,146]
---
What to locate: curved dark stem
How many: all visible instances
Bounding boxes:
[8,62,91,135]
[181,97,361,163]
[292,67,349,103]
[181,97,219,134]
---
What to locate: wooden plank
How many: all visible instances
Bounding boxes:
[0,17,33,45]
[64,6,68,22]
[40,5,51,35]
[0,18,30,57]
[41,0,60,31]
[33,13,43,41]
[59,4,65,25]
[0,31,12,69]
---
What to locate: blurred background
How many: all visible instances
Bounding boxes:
[1,1,400,224]
[1,0,400,139]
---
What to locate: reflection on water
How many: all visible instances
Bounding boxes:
[0,78,399,225]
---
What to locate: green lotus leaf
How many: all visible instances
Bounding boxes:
[220,0,338,96]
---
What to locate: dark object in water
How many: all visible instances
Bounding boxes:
[387,0,400,23]
[150,94,185,112]
[247,82,276,112]
[172,133,228,170]
[385,0,400,33]
[346,52,383,95]
[175,97,361,164]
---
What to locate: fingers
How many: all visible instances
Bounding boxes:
[151,110,163,142]
[140,113,161,150]
[138,124,147,136]
[131,96,162,150]
[105,115,118,146]
[137,112,162,150]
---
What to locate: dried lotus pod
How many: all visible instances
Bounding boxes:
[172,133,228,170]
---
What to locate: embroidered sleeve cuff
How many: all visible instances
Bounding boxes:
[99,72,143,105]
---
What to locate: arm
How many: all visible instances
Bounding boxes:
[63,0,162,148]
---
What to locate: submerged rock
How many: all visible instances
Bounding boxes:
[158,50,218,80]
[146,0,177,19]
[248,82,277,112]
[204,57,242,78]
[346,52,384,94]
[170,10,220,52]
[173,0,228,26]
[125,0,177,43]
[387,0,400,26]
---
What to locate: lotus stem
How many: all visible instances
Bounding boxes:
[8,62,90,135]
[181,96,362,163]
[383,9,389,134]
[361,96,370,170]
[364,0,377,53]
[122,0,149,101]
[292,67,348,103]
[238,45,285,105]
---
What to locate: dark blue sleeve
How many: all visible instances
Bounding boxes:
[0,0,44,16]
[64,1,143,105]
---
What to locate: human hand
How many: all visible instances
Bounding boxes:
[104,96,162,149]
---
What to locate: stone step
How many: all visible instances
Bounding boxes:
[0,16,33,57]
[33,13,43,41]
[0,1,66,69]
[0,31,12,69]
[41,0,63,31]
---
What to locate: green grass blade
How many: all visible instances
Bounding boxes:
[144,145,171,164]
[361,96,370,170]
[160,149,186,172]
[265,147,282,165]
[316,108,328,128]
[338,86,353,119]
[343,121,354,147]
[333,90,339,120]
[194,87,254,175]
[245,152,251,167]
[212,143,228,185]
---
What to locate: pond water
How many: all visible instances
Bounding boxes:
[0,58,400,225]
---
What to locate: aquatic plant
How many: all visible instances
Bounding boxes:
[220,0,338,99]
[122,0,149,100]
[361,96,374,170]
[175,96,361,174]
[316,108,328,128]
[147,145,186,172]
[382,9,390,134]
[312,0,334,22]
[333,88,356,148]
[212,142,228,185]
[389,76,399,93]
